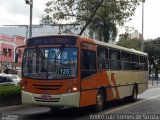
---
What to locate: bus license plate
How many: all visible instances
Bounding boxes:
[41,95,51,100]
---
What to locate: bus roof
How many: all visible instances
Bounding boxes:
[27,34,147,56]
[77,35,147,56]
[92,39,147,56]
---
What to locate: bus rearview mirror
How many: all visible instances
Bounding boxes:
[15,53,19,63]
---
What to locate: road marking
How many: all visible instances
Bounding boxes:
[103,94,160,114]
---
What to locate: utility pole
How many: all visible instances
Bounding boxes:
[25,0,33,37]
[141,0,145,52]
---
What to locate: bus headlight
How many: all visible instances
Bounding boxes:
[21,81,28,91]
[72,87,78,91]
[66,82,79,93]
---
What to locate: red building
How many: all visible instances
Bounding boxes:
[0,34,25,72]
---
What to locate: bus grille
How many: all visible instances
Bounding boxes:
[34,97,60,102]
[33,84,62,90]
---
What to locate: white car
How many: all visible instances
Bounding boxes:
[0,76,15,86]
[0,73,21,86]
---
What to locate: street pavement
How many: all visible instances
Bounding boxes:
[0,81,160,120]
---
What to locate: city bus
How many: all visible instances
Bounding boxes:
[20,35,148,112]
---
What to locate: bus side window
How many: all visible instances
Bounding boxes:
[121,52,131,70]
[97,46,108,70]
[139,56,144,70]
[144,57,148,71]
[109,49,121,70]
[131,54,139,70]
[81,49,96,79]
[139,56,148,71]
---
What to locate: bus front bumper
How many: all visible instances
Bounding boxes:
[21,90,80,108]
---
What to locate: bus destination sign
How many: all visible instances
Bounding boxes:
[27,36,77,47]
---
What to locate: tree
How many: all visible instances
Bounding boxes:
[144,38,160,79]
[42,0,142,42]
[116,38,141,51]
[117,37,160,79]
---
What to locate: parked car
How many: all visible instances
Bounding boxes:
[0,76,15,86]
[0,73,21,86]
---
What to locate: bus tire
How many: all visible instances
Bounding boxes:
[130,85,138,102]
[50,107,61,112]
[94,90,105,112]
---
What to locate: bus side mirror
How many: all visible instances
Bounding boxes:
[15,53,19,63]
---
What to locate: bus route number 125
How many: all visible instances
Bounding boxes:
[59,68,70,75]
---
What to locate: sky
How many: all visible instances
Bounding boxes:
[0,0,160,40]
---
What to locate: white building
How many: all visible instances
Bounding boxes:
[119,30,142,40]
[130,30,142,39]
[0,24,89,39]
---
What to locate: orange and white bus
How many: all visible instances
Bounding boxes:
[20,35,148,112]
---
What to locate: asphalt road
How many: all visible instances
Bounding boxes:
[1,86,160,120]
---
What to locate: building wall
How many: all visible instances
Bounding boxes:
[119,30,142,40]
[0,34,25,71]
[0,43,14,62]
[130,31,142,39]
[0,35,14,42]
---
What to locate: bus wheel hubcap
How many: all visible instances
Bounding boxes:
[97,94,103,109]
[133,89,137,99]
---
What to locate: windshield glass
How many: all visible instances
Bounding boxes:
[23,47,78,80]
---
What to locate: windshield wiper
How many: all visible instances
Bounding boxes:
[54,45,65,70]
[56,45,65,57]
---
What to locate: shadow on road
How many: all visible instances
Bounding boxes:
[19,98,144,120]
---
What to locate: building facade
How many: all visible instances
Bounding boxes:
[0,34,25,72]
[119,30,142,40]
[130,30,142,39]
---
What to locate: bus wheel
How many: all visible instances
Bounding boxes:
[94,90,104,112]
[50,107,60,112]
[131,85,138,102]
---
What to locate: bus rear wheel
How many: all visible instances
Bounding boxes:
[94,90,105,112]
[131,85,138,102]
[124,85,138,102]
[50,107,61,112]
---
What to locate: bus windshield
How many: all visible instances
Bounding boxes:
[22,47,78,80]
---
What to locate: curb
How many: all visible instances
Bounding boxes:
[148,82,160,88]
[148,85,160,89]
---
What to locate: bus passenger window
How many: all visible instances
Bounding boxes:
[97,46,108,69]
[81,49,96,79]
[109,49,121,70]
[139,56,148,71]
[121,52,131,70]
[131,54,139,70]
[144,57,148,70]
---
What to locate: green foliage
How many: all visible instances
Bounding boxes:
[116,38,141,51]
[144,38,160,79]
[42,0,141,42]
[0,86,21,98]
[117,36,160,79]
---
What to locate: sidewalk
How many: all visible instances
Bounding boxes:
[148,80,160,88]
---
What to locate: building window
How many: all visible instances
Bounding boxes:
[18,49,21,57]
[8,49,12,57]
[3,48,7,56]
